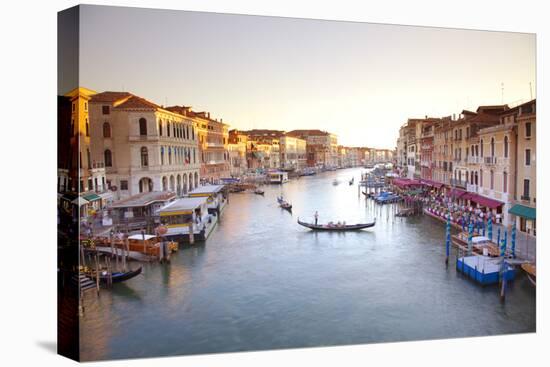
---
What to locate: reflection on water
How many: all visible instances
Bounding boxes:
[80,168,535,361]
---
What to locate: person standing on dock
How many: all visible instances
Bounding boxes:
[314,211,319,225]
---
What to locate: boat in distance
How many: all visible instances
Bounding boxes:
[297,218,376,231]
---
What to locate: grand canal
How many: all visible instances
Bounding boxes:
[80,168,536,361]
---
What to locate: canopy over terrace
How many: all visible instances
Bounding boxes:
[420,179,444,189]
[509,204,536,220]
[449,188,467,199]
[466,193,503,209]
[392,178,422,189]
[188,184,225,197]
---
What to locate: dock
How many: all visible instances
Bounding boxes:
[93,246,156,262]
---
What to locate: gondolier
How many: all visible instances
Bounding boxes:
[314,211,319,225]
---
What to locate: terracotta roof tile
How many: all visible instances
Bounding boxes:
[115,96,161,110]
[90,91,132,103]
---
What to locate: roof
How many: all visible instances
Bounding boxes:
[286,129,330,137]
[114,95,161,110]
[188,185,225,195]
[90,91,132,103]
[472,236,490,244]
[82,193,101,202]
[158,197,207,213]
[111,191,176,208]
[509,204,536,220]
[128,234,157,240]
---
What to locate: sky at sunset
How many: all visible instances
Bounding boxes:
[76,5,536,149]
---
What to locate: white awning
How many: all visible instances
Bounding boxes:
[72,197,89,206]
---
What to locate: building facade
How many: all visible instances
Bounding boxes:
[89,92,200,200]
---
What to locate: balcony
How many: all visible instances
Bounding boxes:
[450,178,467,188]
[467,183,479,193]
[521,195,531,201]
[484,156,497,165]
[466,157,480,164]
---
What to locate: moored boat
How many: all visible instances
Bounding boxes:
[253,189,265,195]
[297,218,375,231]
[521,263,536,286]
[88,266,143,284]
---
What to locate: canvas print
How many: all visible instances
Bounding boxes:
[57,5,536,362]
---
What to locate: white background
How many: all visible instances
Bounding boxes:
[0,0,547,366]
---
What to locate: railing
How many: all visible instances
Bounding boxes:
[450,179,467,188]
[521,195,531,201]
[466,157,480,164]
[466,183,478,193]
[484,156,497,165]
[92,162,105,169]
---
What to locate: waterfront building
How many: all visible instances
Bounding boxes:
[404,119,420,179]
[420,122,435,180]
[280,135,307,170]
[396,124,408,170]
[88,93,200,200]
[247,140,275,170]
[433,117,454,185]
[500,99,537,234]
[241,129,284,170]
[227,130,249,177]
[188,111,230,182]
[65,88,108,196]
[287,130,338,168]
[451,106,506,192]
[476,110,515,225]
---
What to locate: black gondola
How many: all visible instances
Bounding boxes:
[297,218,375,231]
[280,202,292,212]
[90,266,143,284]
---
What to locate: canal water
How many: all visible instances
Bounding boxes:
[80,168,536,361]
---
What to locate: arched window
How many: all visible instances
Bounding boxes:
[168,147,172,165]
[158,120,163,136]
[85,119,90,137]
[480,169,483,187]
[104,149,112,167]
[490,170,494,190]
[160,147,164,165]
[140,147,148,167]
[139,177,153,193]
[490,137,495,157]
[139,118,147,136]
[503,171,508,193]
[103,122,111,138]
[480,140,484,157]
[167,122,171,137]
[504,136,509,158]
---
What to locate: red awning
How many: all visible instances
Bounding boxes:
[449,188,467,198]
[393,178,423,188]
[420,179,443,189]
[468,194,503,209]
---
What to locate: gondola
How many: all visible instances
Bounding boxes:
[254,189,265,195]
[297,218,375,231]
[280,202,292,212]
[349,178,354,185]
[90,266,143,284]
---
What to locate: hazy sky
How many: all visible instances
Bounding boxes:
[78,5,535,148]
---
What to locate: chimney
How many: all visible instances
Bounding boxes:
[207,112,210,119]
